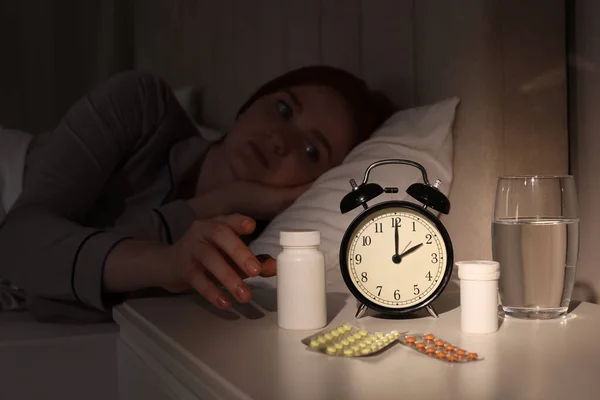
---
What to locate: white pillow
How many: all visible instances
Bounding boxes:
[248,97,459,289]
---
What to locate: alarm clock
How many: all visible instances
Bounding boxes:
[338,159,454,319]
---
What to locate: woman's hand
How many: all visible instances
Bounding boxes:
[187,180,312,220]
[161,213,275,309]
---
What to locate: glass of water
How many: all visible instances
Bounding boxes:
[492,175,579,319]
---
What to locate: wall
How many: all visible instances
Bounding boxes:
[569,0,600,303]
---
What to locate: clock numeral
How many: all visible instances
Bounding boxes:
[394,290,401,300]
[376,285,383,296]
[425,271,432,281]
[413,284,420,295]
[391,217,401,228]
[361,272,368,282]
[362,236,371,246]
[431,253,439,263]
[355,254,362,265]
[375,222,383,233]
[412,221,416,232]
[425,234,433,244]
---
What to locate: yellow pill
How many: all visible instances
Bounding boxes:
[342,323,352,331]
[351,345,360,352]
[341,339,350,346]
[353,333,362,340]
[334,343,344,350]
[332,331,340,338]
[324,333,333,340]
[347,336,356,343]
[382,337,390,344]
[326,346,337,355]
[360,347,371,355]
[318,336,327,344]
[359,342,367,348]
[391,331,400,339]
[359,330,368,337]
[376,332,384,338]
[343,348,354,356]
[309,340,320,348]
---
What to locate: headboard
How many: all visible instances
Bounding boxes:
[132,0,568,263]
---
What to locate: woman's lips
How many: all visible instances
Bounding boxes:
[248,142,269,169]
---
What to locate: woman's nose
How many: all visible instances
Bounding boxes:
[266,129,291,156]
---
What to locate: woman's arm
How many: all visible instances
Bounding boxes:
[0,70,198,317]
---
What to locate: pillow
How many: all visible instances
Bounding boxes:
[247,97,459,290]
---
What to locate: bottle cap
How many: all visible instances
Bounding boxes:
[457,260,500,281]
[279,229,321,247]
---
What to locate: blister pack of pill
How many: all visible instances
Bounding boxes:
[398,333,483,363]
[301,322,403,357]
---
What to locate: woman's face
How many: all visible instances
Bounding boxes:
[221,84,358,187]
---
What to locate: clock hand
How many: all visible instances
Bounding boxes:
[398,243,424,259]
[400,241,412,255]
[392,222,402,264]
[395,223,399,254]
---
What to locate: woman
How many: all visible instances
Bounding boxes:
[0,66,395,322]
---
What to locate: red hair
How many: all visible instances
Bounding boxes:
[237,65,397,142]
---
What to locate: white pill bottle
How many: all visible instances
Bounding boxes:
[457,260,501,334]
[276,229,327,330]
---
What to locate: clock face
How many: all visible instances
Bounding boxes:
[340,201,452,312]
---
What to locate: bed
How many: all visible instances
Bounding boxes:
[133,0,567,270]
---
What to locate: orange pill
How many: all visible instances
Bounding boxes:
[436,351,447,359]
[455,349,467,355]
[445,345,455,351]
[447,355,458,362]
[468,353,478,360]
[426,347,436,354]
[434,340,445,347]
[416,342,426,349]
[405,336,416,344]
[424,333,435,341]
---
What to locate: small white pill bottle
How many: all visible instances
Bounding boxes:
[457,260,501,334]
[276,229,327,330]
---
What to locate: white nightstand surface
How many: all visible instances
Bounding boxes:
[114,285,600,400]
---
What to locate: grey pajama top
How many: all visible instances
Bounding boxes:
[0,71,211,322]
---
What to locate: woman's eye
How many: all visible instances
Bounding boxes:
[277,100,293,120]
[305,143,320,163]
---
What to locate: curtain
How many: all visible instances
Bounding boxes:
[0,0,133,134]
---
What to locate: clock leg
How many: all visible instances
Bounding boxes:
[425,305,439,319]
[355,303,368,319]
